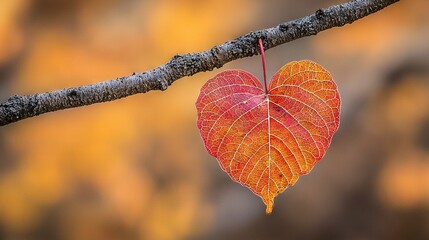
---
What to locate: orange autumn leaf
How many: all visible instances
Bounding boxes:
[196,60,340,214]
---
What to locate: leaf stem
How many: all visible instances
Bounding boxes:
[258,39,268,94]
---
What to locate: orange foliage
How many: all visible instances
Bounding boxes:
[377,155,429,208]
[0,0,27,66]
[0,0,257,239]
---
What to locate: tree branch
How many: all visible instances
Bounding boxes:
[0,0,399,126]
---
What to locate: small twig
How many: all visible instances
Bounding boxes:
[0,0,399,126]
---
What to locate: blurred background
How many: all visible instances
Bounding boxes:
[0,0,428,239]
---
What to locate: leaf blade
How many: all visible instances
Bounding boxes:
[196,60,340,214]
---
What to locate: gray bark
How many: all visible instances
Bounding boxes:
[0,0,399,126]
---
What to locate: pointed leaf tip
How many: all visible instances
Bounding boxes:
[265,199,274,215]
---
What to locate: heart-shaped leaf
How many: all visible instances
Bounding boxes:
[196,60,340,214]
